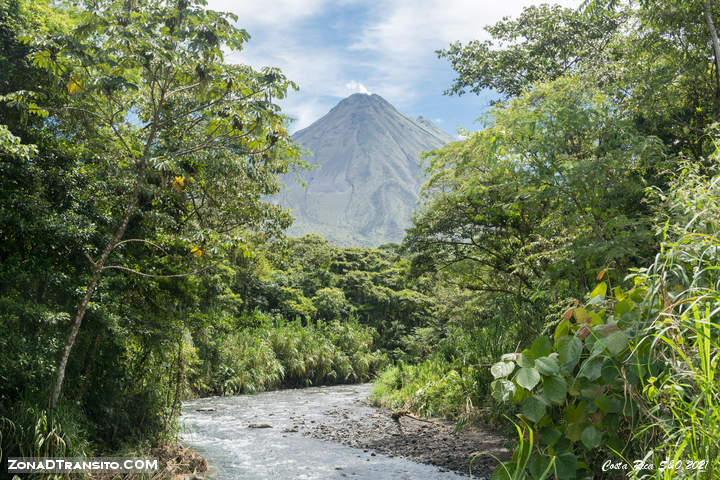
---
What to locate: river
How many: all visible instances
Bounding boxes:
[180,383,473,479]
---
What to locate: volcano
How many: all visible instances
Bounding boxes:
[279,93,455,246]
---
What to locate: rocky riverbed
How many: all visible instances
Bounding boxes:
[299,401,510,476]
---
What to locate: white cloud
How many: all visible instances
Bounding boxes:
[348,0,584,110]
[209,0,585,130]
[351,0,584,57]
[208,0,329,27]
[223,30,349,131]
[283,97,331,132]
[345,81,371,94]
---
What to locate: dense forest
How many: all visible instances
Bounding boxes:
[1,0,719,479]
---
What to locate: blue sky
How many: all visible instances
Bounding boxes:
[207,0,583,135]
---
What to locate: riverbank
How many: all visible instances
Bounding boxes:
[298,398,510,477]
[85,443,208,480]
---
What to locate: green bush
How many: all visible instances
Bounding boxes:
[372,324,519,423]
[371,356,473,419]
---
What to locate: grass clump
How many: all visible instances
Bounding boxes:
[371,326,515,423]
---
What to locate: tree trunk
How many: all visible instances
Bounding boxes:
[49,178,142,409]
[706,0,720,85]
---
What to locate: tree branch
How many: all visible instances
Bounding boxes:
[102,262,218,278]
[705,0,720,87]
[112,238,168,255]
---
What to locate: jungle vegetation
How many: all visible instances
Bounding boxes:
[1,0,719,479]
[372,1,720,478]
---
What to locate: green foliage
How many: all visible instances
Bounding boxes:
[375,6,720,478]
[438,4,623,98]
[410,76,660,302]
[489,162,720,478]
[371,356,475,420]
[478,419,555,480]
[372,326,517,422]
[0,124,36,158]
[382,75,662,431]
[191,315,385,395]
[238,235,435,352]
[312,287,352,321]
[441,0,720,159]
[4,0,720,476]
[0,0,308,459]
[1,405,90,461]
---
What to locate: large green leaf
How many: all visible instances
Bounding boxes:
[588,312,604,326]
[522,395,547,423]
[565,420,585,442]
[580,425,603,449]
[595,394,622,414]
[491,379,516,402]
[601,361,619,383]
[578,357,602,381]
[564,402,586,424]
[491,360,516,379]
[539,427,562,446]
[554,319,571,344]
[555,452,578,479]
[491,461,516,480]
[515,367,541,390]
[530,336,552,358]
[535,355,560,375]
[528,455,553,479]
[558,336,582,369]
[589,281,607,299]
[573,307,589,323]
[517,351,534,367]
[542,375,568,404]
[614,298,632,317]
[603,331,628,356]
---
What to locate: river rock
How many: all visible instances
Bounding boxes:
[248,423,273,428]
[195,407,215,412]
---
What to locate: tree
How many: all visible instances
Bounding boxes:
[312,287,352,321]
[15,0,301,408]
[440,0,720,158]
[437,4,624,98]
[405,77,662,340]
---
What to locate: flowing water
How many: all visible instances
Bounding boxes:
[180,383,468,479]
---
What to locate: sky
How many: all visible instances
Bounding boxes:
[207,0,584,136]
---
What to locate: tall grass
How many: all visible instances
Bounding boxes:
[471,418,555,480]
[191,314,386,396]
[621,164,720,479]
[371,326,515,423]
[0,404,90,475]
